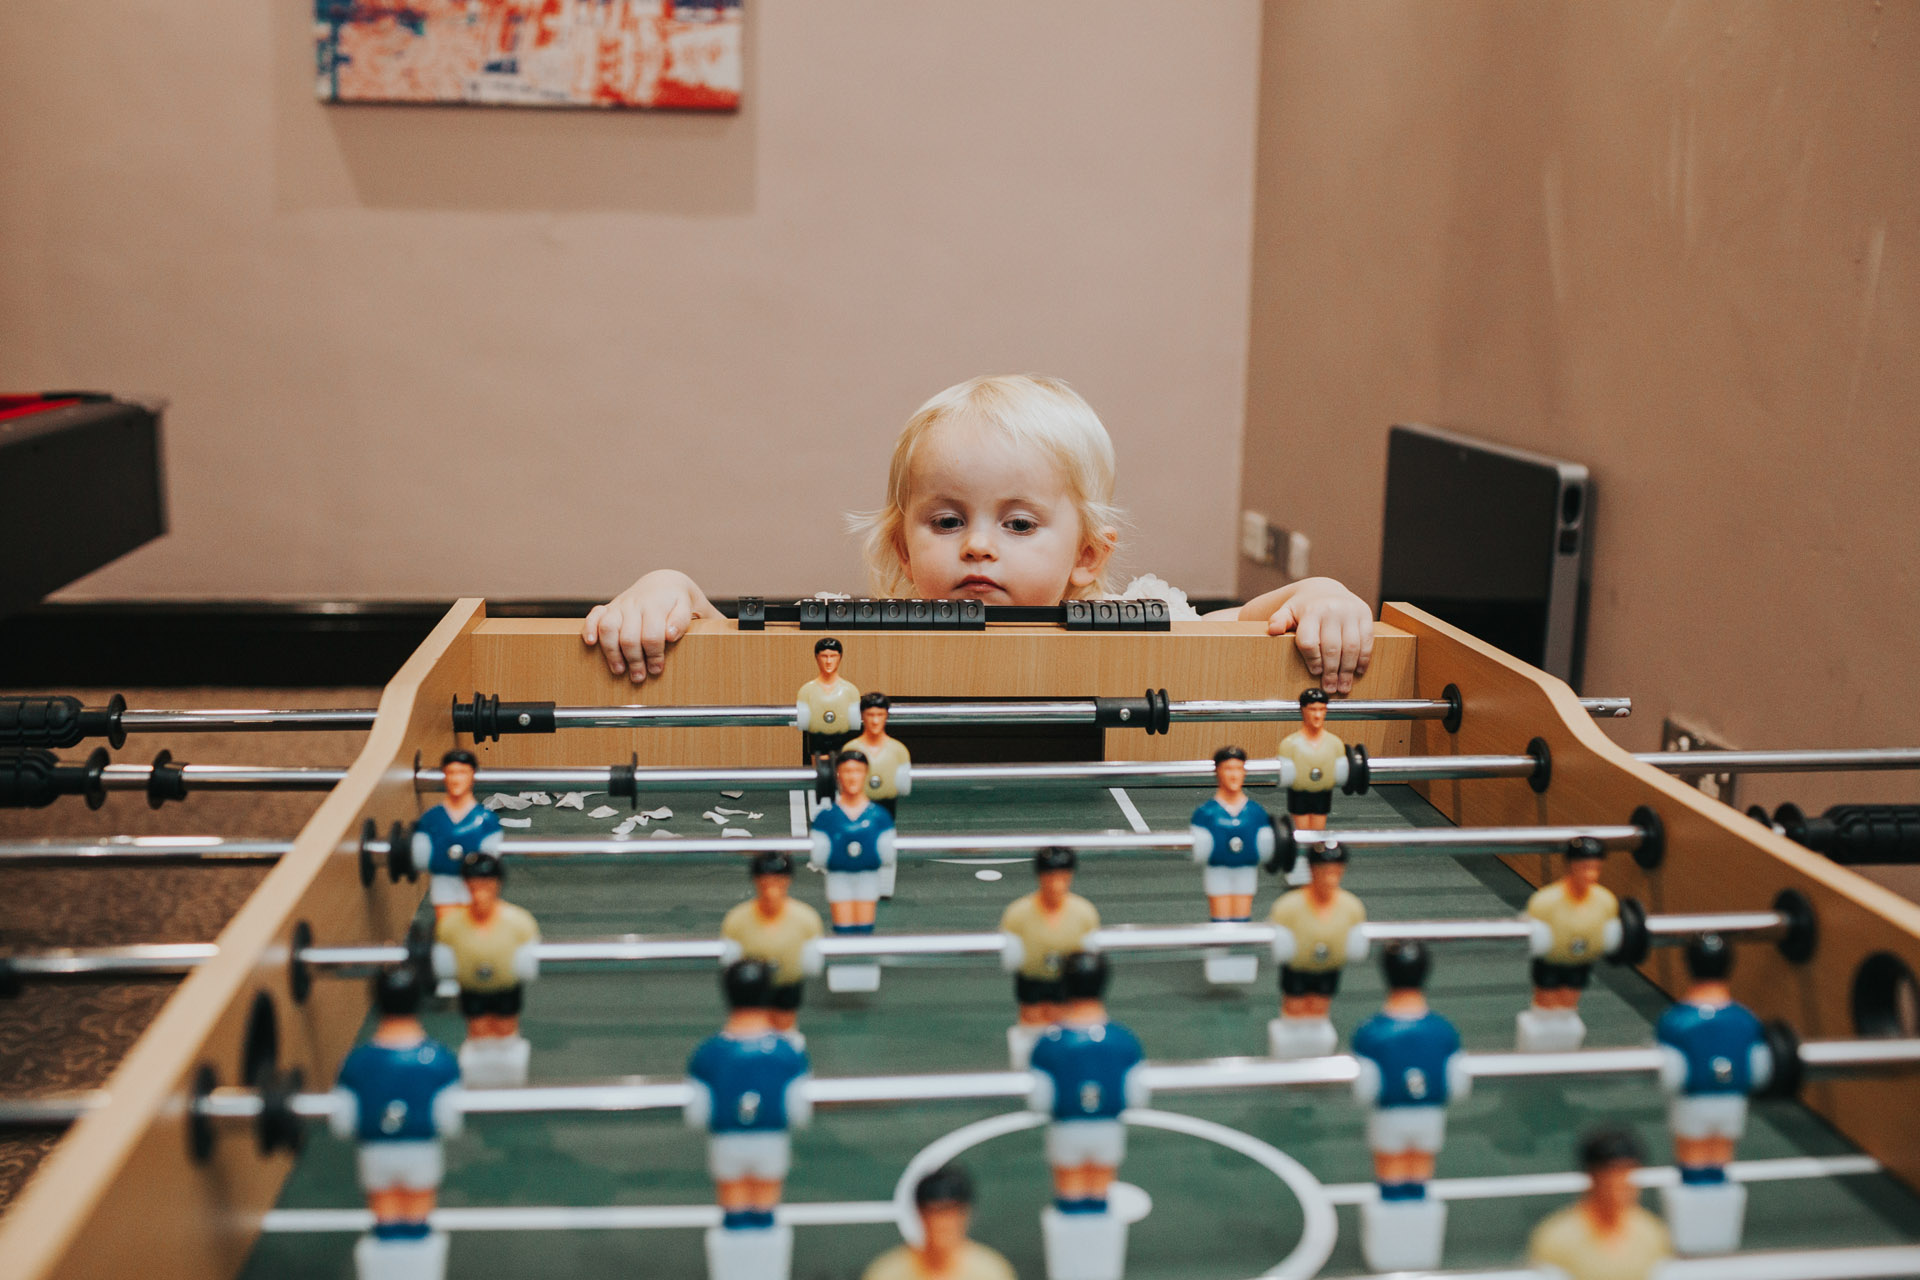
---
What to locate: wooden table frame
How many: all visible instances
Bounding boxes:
[1,600,1913,1280]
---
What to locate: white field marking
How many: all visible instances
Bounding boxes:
[1319,1153,1882,1205]
[261,1201,897,1233]
[974,870,1003,882]
[931,857,1027,866]
[1109,787,1150,834]
[788,790,808,837]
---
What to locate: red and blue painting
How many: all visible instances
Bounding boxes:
[315,1,742,110]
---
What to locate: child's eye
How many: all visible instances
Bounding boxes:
[931,514,965,532]
[1003,516,1038,534]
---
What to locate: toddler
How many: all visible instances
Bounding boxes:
[583,374,1374,690]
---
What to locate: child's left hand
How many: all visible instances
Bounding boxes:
[1262,578,1375,694]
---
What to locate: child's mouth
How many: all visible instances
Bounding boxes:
[954,576,1002,596]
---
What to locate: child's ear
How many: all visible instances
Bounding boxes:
[1069,525,1119,591]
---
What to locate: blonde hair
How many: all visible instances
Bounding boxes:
[850,374,1124,598]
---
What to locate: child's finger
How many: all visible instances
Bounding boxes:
[664,596,693,647]
[1293,611,1325,677]
[638,609,672,678]
[594,606,627,675]
[617,609,649,682]
[1332,620,1362,692]
[1354,624,1376,679]
[582,604,606,648]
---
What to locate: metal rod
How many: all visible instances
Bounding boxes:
[117,709,377,732]
[1365,754,1539,782]
[95,694,1629,737]
[2,944,217,976]
[1,906,1787,984]
[99,764,347,792]
[0,837,292,863]
[1636,748,1920,775]
[9,1038,1918,1131]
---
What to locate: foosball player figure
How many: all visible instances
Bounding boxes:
[862,1164,1016,1280]
[1654,932,1772,1254]
[431,851,541,1087]
[720,851,826,1046]
[1350,941,1468,1272]
[1518,837,1622,1052]
[686,959,814,1280]
[410,749,504,922]
[852,692,913,897]
[1527,1127,1672,1280]
[999,846,1102,1068]
[809,749,897,991]
[1027,951,1147,1280]
[1278,689,1344,886]
[1189,746,1275,984]
[796,636,860,763]
[328,967,464,1280]
[1266,837,1367,1059]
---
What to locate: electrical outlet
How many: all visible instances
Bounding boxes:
[1286,531,1310,580]
[1661,717,1737,806]
[1240,511,1273,564]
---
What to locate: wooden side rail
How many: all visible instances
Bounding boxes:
[1390,603,1920,1192]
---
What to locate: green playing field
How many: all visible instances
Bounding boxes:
[240,779,1920,1279]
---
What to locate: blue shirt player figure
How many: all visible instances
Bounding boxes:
[1350,941,1469,1272]
[1655,933,1772,1255]
[686,959,814,1280]
[409,749,504,922]
[1189,746,1277,985]
[1028,951,1148,1280]
[808,749,896,991]
[328,967,464,1280]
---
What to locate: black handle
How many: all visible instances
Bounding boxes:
[452,693,556,743]
[0,695,126,749]
[0,748,109,809]
[1774,803,1920,866]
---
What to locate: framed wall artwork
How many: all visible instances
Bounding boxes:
[315,1,743,110]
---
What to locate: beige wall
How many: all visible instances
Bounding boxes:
[1240,1,1920,810]
[0,1,1261,601]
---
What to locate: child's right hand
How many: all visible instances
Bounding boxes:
[581,570,719,684]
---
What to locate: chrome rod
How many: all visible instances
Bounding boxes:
[1638,748,1920,775]
[117,709,378,732]
[10,1038,1914,1131]
[99,765,346,792]
[4,944,218,976]
[90,697,1636,736]
[1795,1038,1920,1072]
[7,904,1792,984]
[0,837,292,863]
[1366,754,1539,782]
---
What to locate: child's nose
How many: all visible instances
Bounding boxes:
[962,527,996,557]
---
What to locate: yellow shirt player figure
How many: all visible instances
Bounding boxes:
[863,1164,1015,1280]
[720,851,826,1045]
[1277,689,1345,887]
[1528,1128,1671,1280]
[1266,840,1368,1059]
[1518,837,1622,1052]
[796,636,861,763]
[999,846,1101,1068]
[432,851,541,1087]
[853,692,913,900]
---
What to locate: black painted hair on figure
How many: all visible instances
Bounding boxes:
[441,748,479,768]
[1579,1125,1646,1170]
[1059,950,1110,1001]
[460,850,504,880]
[914,1163,976,1209]
[721,959,776,1010]
[1035,845,1077,874]
[1297,688,1330,706]
[751,850,795,878]
[373,964,424,1018]
[833,749,870,769]
[859,691,891,712]
[814,637,843,654]
[1685,932,1734,982]
[1380,940,1431,991]
[1213,745,1249,765]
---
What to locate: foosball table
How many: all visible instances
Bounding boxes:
[2,600,1917,1280]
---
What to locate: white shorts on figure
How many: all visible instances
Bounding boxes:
[1046,1119,1126,1168]
[1366,1106,1446,1155]
[708,1132,792,1181]
[429,874,471,907]
[357,1140,443,1192]
[1202,866,1257,898]
[825,870,880,904]
[1670,1093,1749,1141]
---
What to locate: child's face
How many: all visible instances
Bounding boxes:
[896,417,1112,605]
